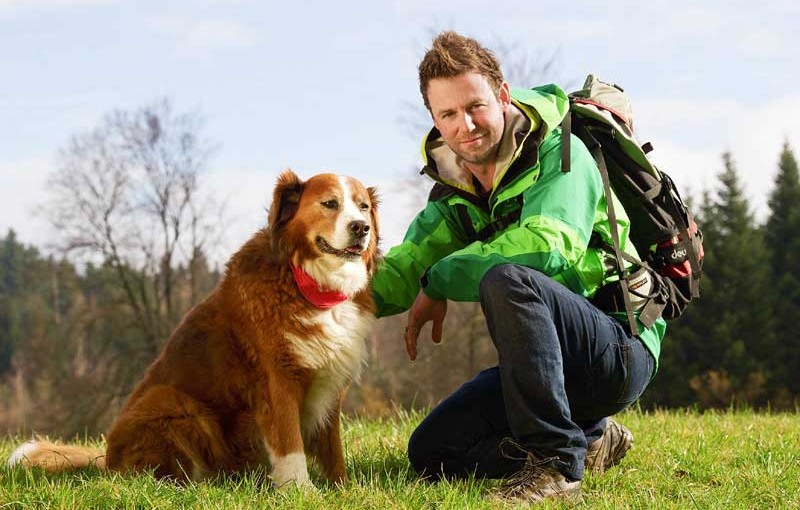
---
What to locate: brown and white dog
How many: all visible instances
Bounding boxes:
[8,170,379,489]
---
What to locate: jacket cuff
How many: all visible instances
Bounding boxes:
[420,267,447,301]
[419,268,430,289]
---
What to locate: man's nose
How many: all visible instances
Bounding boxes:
[459,112,476,132]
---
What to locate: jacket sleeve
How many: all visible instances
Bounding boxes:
[424,132,604,302]
[372,197,469,317]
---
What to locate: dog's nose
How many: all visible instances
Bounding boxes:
[349,220,370,238]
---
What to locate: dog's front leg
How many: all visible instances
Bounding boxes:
[259,386,315,490]
[309,391,347,484]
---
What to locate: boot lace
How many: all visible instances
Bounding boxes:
[497,438,559,497]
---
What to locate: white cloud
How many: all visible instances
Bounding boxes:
[390,0,492,19]
[644,141,722,200]
[634,97,743,131]
[201,166,277,259]
[147,17,258,59]
[373,177,426,250]
[736,29,783,59]
[659,6,725,39]
[0,157,54,248]
[0,0,112,11]
[636,94,800,221]
[504,18,612,47]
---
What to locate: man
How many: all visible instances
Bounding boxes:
[371,31,664,503]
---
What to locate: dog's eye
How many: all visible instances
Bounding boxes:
[359,202,370,211]
[321,199,339,210]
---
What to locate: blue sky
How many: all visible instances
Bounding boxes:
[1,0,798,258]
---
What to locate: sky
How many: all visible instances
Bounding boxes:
[1,0,798,263]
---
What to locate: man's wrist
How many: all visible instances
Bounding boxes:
[419,268,446,301]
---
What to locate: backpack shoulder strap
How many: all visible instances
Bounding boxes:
[454,203,478,242]
[573,121,639,336]
[453,195,524,243]
[561,110,572,173]
[428,182,455,201]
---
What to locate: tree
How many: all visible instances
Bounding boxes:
[45,99,222,361]
[489,37,562,89]
[0,230,25,376]
[687,153,773,407]
[764,141,800,401]
[40,99,226,413]
[0,228,223,436]
[644,152,783,409]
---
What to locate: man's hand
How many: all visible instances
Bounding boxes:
[404,291,447,361]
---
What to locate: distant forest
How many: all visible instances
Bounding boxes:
[2,100,799,438]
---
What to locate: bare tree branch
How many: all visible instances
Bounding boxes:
[42,97,221,359]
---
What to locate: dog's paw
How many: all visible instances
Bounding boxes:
[269,452,317,492]
[273,476,318,493]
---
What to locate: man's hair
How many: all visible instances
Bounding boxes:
[418,31,504,111]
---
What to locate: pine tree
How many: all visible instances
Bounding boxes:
[646,153,775,408]
[764,141,800,400]
[0,230,24,375]
[691,153,774,406]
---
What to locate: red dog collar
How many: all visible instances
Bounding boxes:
[291,265,349,309]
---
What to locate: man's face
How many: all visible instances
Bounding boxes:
[426,72,510,166]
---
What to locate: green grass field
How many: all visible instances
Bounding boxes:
[1,408,798,509]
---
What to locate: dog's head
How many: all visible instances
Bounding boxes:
[268,169,380,296]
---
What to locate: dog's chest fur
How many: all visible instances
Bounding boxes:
[286,300,374,432]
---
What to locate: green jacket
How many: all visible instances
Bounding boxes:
[373,84,665,365]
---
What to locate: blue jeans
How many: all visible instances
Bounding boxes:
[407,264,655,481]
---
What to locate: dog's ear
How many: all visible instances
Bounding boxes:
[268,169,304,232]
[367,186,380,240]
[366,185,381,273]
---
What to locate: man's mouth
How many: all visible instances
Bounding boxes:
[460,134,485,146]
[316,236,364,258]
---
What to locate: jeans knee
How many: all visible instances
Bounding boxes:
[480,264,520,303]
[407,427,432,476]
[480,264,549,304]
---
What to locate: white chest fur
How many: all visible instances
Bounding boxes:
[286,301,374,433]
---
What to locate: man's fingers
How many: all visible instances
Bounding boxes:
[431,319,443,344]
[404,325,419,361]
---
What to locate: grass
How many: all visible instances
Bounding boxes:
[1,408,798,509]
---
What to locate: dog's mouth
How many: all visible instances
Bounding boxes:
[316,236,365,259]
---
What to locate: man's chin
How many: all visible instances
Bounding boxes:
[457,149,495,166]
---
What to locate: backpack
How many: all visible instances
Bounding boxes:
[561,75,704,334]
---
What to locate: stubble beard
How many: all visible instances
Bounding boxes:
[454,134,501,166]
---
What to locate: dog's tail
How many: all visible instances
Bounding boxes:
[7,439,106,473]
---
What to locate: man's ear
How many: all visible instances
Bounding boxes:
[268,169,304,231]
[498,81,511,111]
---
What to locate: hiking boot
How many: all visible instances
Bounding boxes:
[491,440,581,504]
[585,418,633,474]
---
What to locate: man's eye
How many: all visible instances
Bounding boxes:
[322,200,339,210]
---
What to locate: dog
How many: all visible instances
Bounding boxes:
[8,170,379,489]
